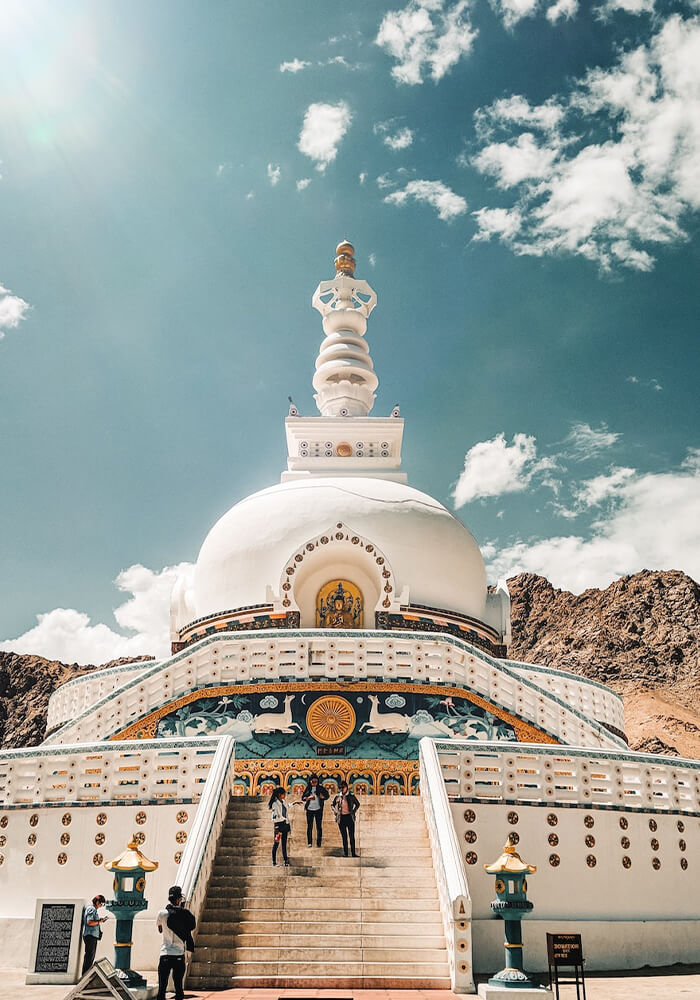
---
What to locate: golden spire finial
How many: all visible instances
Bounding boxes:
[335,240,355,276]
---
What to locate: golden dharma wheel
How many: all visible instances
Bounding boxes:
[306,695,356,744]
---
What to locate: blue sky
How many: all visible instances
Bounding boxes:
[0,0,698,663]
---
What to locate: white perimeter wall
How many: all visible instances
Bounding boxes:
[450,800,700,971]
[0,802,196,972]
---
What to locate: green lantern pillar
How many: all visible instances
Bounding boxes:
[104,836,159,991]
[483,836,538,990]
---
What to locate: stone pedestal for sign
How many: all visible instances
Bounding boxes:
[26,898,84,985]
[478,984,551,999]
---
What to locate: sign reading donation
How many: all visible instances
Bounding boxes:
[547,933,584,966]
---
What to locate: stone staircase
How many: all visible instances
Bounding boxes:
[187,794,451,989]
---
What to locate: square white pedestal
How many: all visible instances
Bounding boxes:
[478,983,552,1000]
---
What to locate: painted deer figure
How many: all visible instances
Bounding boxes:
[360,694,410,734]
[252,694,301,734]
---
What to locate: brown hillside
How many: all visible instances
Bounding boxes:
[507,569,700,758]
[0,653,154,749]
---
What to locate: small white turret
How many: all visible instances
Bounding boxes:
[311,240,378,417]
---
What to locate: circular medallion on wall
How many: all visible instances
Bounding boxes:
[57,853,67,866]
[62,813,71,827]
[174,851,182,864]
[464,809,476,823]
[586,855,597,868]
[336,442,353,457]
[650,838,659,851]
[0,854,3,866]
[619,817,629,830]
[177,811,188,824]
[306,695,356,745]
[465,852,478,865]
[29,814,39,827]
[679,839,686,852]
[93,853,103,866]
[61,832,70,846]
[135,812,147,825]
[464,830,477,844]
[508,831,520,845]
[549,854,560,867]
[649,818,657,832]
[621,836,630,849]
[652,857,661,870]
[677,820,685,833]
[0,836,5,847]
[583,815,594,829]
[547,814,558,827]
[95,832,105,845]
[622,856,632,869]
[548,833,559,846]
[96,813,107,826]
[133,832,145,845]
[680,858,688,870]
[25,853,34,866]
[507,811,519,825]
[176,831,187,844]
[27,833,36,846]
[0,816,7,828]
[585,835,595,848]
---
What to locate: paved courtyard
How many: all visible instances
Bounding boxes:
[4,967,700,1000]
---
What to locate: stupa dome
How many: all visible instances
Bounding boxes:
[190,477,487,627]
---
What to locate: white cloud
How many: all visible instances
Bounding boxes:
[280,58,311,73]
[376,0,477,86]
[626,374,663,390]
[471,14,700,271]
[298,101,352,171]
[0,563,192,664]
[359,171,367,184]
[216,162,231,177]
[547,0,578,21]
[384,178,467,220]
[575,466,636,507]
[484,451,700,591]
[597,0,654,15]
[296,177,311,191]
[491,0,541,29]
[267,163,281,186]
[377,173,396,190]
[368,252,377,266]
[566,422,621,458]
[453,432,542,506]
[0,283,30,338]
[375,120,415,150]
[245,190,254,200]
[471,206,523,241]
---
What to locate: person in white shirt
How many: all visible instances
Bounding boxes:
[269,786,291,866]
[156,885,195,1000]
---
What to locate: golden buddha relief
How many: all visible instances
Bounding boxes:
[316,579,363,628]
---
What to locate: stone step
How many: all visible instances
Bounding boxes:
[188,960,450,979]
[206,876,437,893]
[200,909,444,929]
[195,932,446,949]
[193,946,447,963]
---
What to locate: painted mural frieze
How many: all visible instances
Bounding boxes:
[155,687,518,759]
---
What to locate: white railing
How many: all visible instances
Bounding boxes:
[46,660,157,733]
[0,738,222,807]
[433,740,700,814]
[44,630,625,751]
[178,736,236,957]
[420,738,475,994]
[506,659,625,735]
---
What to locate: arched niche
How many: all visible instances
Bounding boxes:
[277,522,400,629]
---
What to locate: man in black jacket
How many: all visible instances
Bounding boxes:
[156,885,195,1000]
[331,782,361,857]
[302,775,329,847]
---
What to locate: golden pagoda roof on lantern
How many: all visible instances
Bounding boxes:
[484,836,537,875]
[105,835,159,873]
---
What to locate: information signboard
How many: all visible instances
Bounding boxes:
[26,898,85,985]
[546,933,586,1000]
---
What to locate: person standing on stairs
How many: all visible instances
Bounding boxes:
[269,786,291,867]
[332,781,360,858]
[156,885,195,1000]
[302,774,329,847]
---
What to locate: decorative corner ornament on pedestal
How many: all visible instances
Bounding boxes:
[104,836,159,998]
[478,835,551,999]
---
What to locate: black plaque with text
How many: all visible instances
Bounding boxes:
[34,903,75,974]
[547,933,583,966]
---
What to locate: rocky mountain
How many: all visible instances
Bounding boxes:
[0,653,154,749]
[507,569,700,758]
[0,568,697,757]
